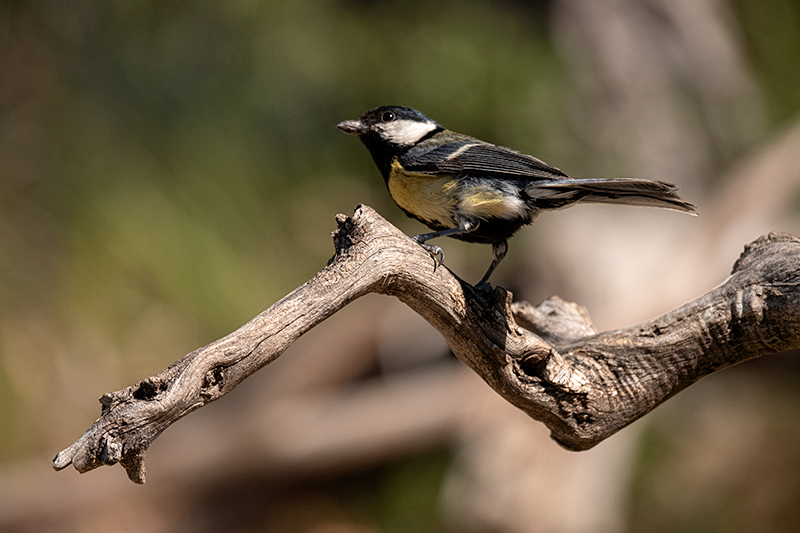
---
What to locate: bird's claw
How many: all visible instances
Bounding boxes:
[413,239,445,271]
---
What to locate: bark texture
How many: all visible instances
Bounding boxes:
[53,205,800,483]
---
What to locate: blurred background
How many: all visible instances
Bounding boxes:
[2,0,800,531]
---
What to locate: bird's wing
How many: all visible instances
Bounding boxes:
[399,137,570,181]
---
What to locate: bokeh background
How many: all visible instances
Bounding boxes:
[2,0,800,531]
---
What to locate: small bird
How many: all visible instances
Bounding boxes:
[337,105,695,286]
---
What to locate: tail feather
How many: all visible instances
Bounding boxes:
[527,178,696,214]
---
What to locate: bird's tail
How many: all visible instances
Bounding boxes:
[527,178,696,214]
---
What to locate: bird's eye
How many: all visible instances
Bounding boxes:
[382,111,396,122]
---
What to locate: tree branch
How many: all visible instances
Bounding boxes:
[53,205,800,483]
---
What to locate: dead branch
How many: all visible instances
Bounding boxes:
[53,205,800,483]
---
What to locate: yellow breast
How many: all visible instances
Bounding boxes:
[387,159,529,228]
[388,160,458,228]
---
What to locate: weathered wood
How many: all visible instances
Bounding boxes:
[53,205,800,483]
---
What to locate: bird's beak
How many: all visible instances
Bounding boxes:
[336,119,367,135]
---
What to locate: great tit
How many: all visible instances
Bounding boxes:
[337,105,695,286]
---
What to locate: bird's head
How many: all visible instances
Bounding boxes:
[337,106,442,150]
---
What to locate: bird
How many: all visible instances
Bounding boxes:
[337,105,695,287]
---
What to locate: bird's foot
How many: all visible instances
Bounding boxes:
[412,237,445,271]
[474,280,494,293]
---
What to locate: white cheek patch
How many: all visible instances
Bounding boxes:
[379,120,438,146]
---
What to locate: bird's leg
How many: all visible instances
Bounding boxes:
[476,239,508,288]
[412,218,478,271]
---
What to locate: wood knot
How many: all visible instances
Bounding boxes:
[330,213,355,258]
[732,232,800,274]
